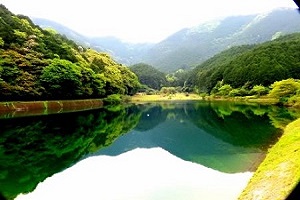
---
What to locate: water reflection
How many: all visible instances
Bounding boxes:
[1,101,299,199]
[96,102,289,173]
[0,106,140,200]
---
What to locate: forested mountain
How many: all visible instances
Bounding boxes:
[0,5,140,101]
[130,63,167,90]
[190,33,300,93]
[143,8,300,72]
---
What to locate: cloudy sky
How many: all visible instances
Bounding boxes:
[0,0,297,43]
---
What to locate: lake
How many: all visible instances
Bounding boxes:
[1,101,299,200]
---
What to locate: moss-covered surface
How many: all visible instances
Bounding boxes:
[239,118,300,200]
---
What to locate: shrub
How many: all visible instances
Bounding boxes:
[250,85,269,97]
[269,79,300,99]
[103,94,122,105]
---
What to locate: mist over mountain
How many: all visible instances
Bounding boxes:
[32,18,153,65]
[143,8,300,72]
[33,8,300,72]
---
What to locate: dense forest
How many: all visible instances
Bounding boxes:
[130,63,192,93]
[0,5,140,101]
[189,33,300,96]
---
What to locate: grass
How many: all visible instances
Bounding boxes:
[130,93,203,102]
[239,118,300,200]
[131,93,279,106]
[204,95,279,105]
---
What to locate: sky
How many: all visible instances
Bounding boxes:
[0,0,298,43]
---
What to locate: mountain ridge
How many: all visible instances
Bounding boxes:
[32,8,300,72]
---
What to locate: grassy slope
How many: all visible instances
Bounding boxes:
[239,118,300,200]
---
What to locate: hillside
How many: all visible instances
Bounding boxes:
[130,63,167,90]
[143,8,300,72]
[0,5,140,101]
[191,33,300,93]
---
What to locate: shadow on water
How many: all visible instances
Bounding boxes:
[1,101,299,199]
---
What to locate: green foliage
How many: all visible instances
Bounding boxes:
[160,87,177,95]
[40,59,82,98]
[103,94,122,105]
[0,59,20,84]
[191,33,300,93]
[217,84,232,96]
[0,37,4,47]
[269,79,300,100]
[130,63,167,90]
[211,80,223,95]
[166,69,191,88]
[250,85,269,97]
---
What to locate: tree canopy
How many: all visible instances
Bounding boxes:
[191,33,300,94]
[130,63,167,90]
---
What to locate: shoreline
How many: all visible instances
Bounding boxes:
[130,93,279,105]
[239,118,300,200]
[130,93,203,102]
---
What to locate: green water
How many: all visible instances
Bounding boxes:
[0,101,299,199]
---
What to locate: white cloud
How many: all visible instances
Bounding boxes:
[0,0,297,43]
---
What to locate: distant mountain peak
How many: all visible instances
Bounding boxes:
[188,20,221,34]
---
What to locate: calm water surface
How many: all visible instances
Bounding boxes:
[1,101,299,199]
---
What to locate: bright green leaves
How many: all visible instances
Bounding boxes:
[250,85,269,97]
[269,79,300,100]
[40,59,83,98]
[39,58,137,99]
[0,58,20,84]
[0,37,4,47]
[130,63,167,90]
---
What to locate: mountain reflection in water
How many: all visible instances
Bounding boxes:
[1,101,299,199]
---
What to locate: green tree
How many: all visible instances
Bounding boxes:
[250,85,269,96]
[160,87,176,95]
[269,79,300,100]
[130,63,167,90]
[40,59,82,99]
[0,37,4,47]
[218,84,233,96]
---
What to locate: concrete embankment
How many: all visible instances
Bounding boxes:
[239,118,300,200]
[0,99,103,118]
